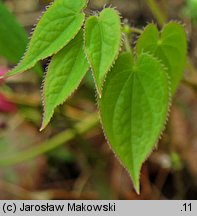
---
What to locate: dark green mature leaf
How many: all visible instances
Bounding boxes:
[0,1,42,75]
[85,8,122,96]
[41,30,89,130]
[7,0,88,77]
[136,22,187,94]
[0,1,27,63]
[99,52,170,193]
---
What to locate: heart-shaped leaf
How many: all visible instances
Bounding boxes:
[7,0,88,77]
[41,30,89,130]
[136,22,187,94]
[85,8,122,96]
[99,52,170,193]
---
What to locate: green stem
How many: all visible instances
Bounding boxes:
[0,113,99,167]
[122,24,142,54]
[123,34,132,53]
[147,0,167,26]
[130,27,143,34]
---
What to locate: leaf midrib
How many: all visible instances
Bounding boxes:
[24,14,84,66]
[53,40,84,106]
[111,69,135,170]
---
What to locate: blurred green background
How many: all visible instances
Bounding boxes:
[0,0,197,200]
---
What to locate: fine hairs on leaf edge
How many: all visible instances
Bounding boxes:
[40,1,90,130]
[133,21,158,51]
[134,20,188,59]
[40,69,90,131]
[133,21,184,145]
[84,7,122,97]
[40,0,90,130]
[3,0,186,193]
[0,3,52,79]
[4,1,54,78]
[97,51,172,193]
[134,20,188,96]
[5,0,88,78]
[40,50,90,131]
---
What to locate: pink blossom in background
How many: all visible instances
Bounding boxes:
[0,93,16,112]
[0,66,17,113]
[0,66,8,75]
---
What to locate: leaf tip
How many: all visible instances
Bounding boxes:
[94,81,102,98]
[40,119,48,132]
[40,122,45,132]
[39,126,44,132]
[130,172,141,194]
[98,91,102,99]
[133,180,140,195]
[40,107,50,131]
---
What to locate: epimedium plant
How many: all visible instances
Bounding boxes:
[5,0,187,193]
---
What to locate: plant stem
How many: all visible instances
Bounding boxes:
[122,24,142,54]
[130,27,143,34]
[147,0,167,26]
[0,113,99,166]
[123,34,132,53]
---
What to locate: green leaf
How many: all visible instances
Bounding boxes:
[85,8,122,96]
[7,0,88,77]
[41,30,89,130]
[186,0,197,22]
[0,1,43,75]
[0,1,28,63]
[136,22,187,94]
[99,52,170,193]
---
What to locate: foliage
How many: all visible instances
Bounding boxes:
[185,0,197,22]
[4,0,187,193]
[136,22,187,94]
[0,1,42,74]
[99,52,170,192]
[85,8,121,95]
[41,30,89,130]
[0,1,27,64]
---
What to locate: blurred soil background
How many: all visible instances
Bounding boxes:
[0,0,197,200]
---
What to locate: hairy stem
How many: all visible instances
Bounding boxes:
[123,34,132,53]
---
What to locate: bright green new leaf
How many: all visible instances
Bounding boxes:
[99,52,170,193]
[136,22,187,94]
[7,0,88,77]
[41,30,89,130]
[85,8,122,96]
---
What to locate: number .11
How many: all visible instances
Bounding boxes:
[183,203,191,212]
